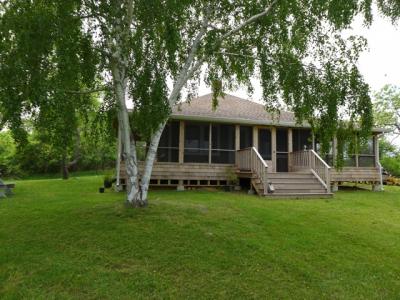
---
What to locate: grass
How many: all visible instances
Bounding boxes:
[6,169,113,181]
[1,177,400,299]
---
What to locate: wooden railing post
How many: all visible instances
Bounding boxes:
[326,167,331,193]
[250,150,254,172]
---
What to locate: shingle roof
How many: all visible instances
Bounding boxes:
[171,93,302,126]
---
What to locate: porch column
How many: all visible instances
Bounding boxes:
[332,136,338,166]
[178,120,185,191]
[332,136,338,192]
[373,134,383,192]
[311,133,315,150]
[271,127,277,172]
[179,120,185,164]
[235,125,240,166]
[288,128,293,171]
[235,125,240,150]
[209,123,212,164]
[288,129,293,153]
[374,134,380,167]
[355,135,359,167]
[253,126,258,149]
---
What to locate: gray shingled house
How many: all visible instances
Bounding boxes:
[119,94,384,198]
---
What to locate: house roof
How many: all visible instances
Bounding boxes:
[171,93,386,133]
[171,93,303,127]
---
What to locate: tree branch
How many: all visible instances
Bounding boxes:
[215,50,325,73]
[168,1,279,107]
[168,7,210,105]
[62,87,110,95]
[219,0,278,42]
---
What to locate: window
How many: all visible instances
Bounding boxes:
[293,129,312,151]
[157,121,179,162]
[358,137,375,167]
[258,129,272,160]
[211,124,236,164]
[240,126,253,149]
[184,122,210,163]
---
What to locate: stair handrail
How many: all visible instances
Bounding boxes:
[309,150,331,193]
[251,147,269,195]
[236,147,269,194]
[377,161,384,191]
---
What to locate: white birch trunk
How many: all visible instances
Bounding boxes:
[139,122,167,201]
[111,61,143,206]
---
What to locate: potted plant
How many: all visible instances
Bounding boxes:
[225,167,240,191]
[103,174,113,189]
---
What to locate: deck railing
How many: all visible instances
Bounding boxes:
[237,147,269,194]
[289,150,331,193]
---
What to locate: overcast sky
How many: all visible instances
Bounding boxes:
[198,11,400,101]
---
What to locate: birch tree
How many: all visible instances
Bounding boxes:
[1,0,397,207]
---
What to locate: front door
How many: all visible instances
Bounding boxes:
[276,128,288,172]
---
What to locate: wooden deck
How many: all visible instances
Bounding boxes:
[119,149,381,197]
[331,167,380,182]
[120,161,235,187]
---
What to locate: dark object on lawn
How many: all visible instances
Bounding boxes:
[0,178,15,198]
[103,176,117,189]
[99,187,105,193]
[104,179,112,188]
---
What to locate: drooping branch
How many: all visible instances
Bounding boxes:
[215,50,326,73]
[219,0,278,42]
[62,87,110,95]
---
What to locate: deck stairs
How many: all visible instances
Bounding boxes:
[236,147,333,199]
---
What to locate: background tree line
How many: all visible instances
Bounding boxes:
[0,99,116,178]
[374,84,400,177]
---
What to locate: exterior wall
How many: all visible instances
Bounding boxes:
[120,161,234,186]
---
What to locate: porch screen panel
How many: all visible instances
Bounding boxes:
[157,121,179,162]
[293,129,312,151]
[258,129,271,160]
[314,136,333,166]
[184,122,210,163]
[343,137,357,167]
[211,124,236,164]
[240,126,253,149]
[276,128,288,152]
[358,137,375,167]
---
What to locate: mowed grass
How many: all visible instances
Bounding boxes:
[1,177,400,299]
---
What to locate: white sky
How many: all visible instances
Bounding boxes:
[198,11,400,100]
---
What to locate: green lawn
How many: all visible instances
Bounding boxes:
[1,177,400,299]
